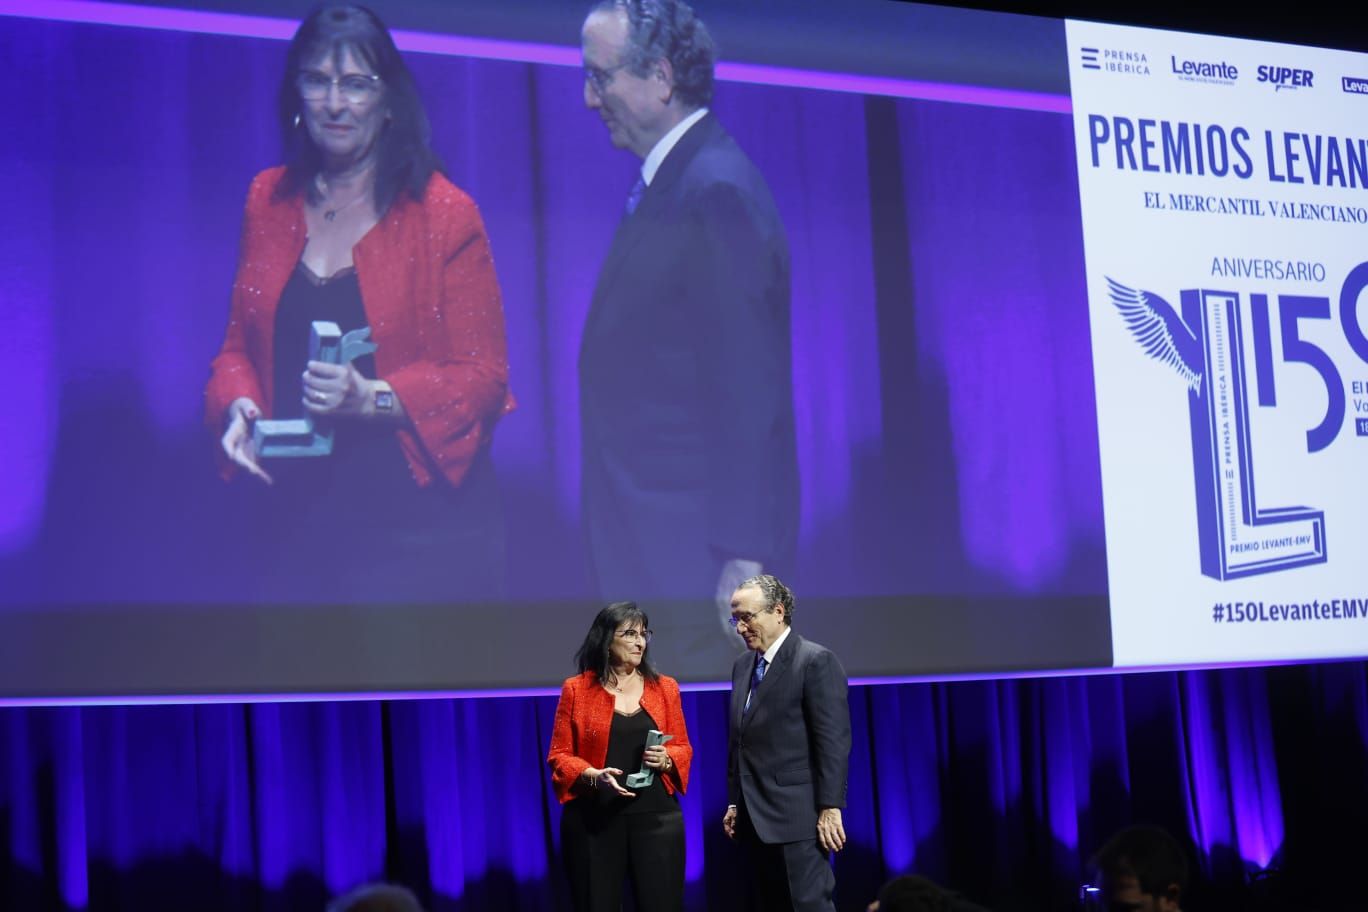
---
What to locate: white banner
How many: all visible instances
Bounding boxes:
[1065,20,1368,667]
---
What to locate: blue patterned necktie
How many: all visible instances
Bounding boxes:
[745,656,768,713]
[625,176,646,215]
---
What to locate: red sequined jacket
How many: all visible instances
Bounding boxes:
[204,166,514,487]
[547,670,693,804]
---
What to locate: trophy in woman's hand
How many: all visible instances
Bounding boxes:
[252,321,376,458]
[625,730,674,788]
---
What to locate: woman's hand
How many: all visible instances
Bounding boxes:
[221,397,273,485]
[302,360,374,418]
[643,745,673,771]
[582,766,635,798]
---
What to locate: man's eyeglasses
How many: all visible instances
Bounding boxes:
[297,71,382,105]
[728,607,774,630]
[616,629,653,643]
[584,62,629,95]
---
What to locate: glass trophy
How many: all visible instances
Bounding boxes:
[252,321,377,458]
[625,730,674,788]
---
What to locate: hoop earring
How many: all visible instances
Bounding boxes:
[292,112,302,129]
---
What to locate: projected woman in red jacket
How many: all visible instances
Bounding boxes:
[203,5,513,603]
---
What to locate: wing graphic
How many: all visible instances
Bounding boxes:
[1106,277,1203,393]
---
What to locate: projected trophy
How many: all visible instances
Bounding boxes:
[625,730,674,789]
[252,320,378,458]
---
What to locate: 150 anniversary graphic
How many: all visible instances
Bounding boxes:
[1108,264,1368,580]
[1067,20,1368,666]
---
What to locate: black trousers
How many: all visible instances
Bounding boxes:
[738,804,836,912]
[249,447,506,604]
[561,798,684,912]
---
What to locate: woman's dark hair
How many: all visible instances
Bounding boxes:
[276,4,442,215]
[574,602,660,683]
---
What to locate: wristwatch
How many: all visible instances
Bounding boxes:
[372,380,395,414]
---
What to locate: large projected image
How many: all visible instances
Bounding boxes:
[1068,20,1368,667]
[5,0,1106,696]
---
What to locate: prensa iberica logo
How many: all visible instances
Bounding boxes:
[1079,45,1151,76]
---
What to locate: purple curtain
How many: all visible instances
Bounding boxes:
[6,663,1366,910]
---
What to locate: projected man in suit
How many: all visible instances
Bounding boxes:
[578,0,799,670]
[723,574,850,912]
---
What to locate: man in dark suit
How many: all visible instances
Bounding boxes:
[578,0,799,672]
[724,574,850,912]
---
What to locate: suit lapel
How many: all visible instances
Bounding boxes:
[587,113,724,334]
[590,200,649,312]
[731,655,751,730]
[737,631,802,730]
[747,632,799,721]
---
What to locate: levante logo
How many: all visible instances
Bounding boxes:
[1107,264,1368,580]
[1170,54,1239,86]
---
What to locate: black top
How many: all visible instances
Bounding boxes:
[599,707,675,815]
[250,260,506,606]
[273,264,376,421]
[269,261,413,507]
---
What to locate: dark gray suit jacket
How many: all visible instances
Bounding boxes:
[579,112,799,605]
[728,630,851,844]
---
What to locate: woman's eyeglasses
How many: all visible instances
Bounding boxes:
[296,71,382,105]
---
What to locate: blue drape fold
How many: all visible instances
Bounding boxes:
[6,663,1361,911]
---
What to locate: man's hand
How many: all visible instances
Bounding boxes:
[716,558,763,637]
[816,807,846,853]
[722,805,738,840]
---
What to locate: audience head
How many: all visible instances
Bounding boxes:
[870,874,954,912]
[1089,824,1189,912]
[327,882,425,912]
[869,874,994,912]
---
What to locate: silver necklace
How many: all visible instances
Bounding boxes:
[315,173,369,222]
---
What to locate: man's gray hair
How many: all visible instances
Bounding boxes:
[740,573,795,626]
[592,0,716,108]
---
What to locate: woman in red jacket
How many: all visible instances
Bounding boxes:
[548,602,693,912]
[203,5,513,603]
